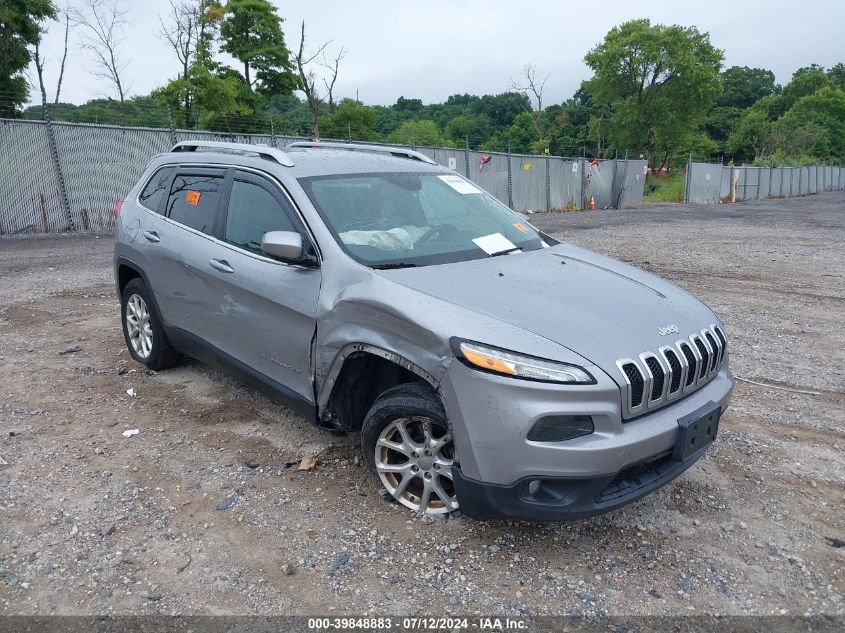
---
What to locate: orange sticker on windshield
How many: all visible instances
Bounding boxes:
[186,190,201,206]
[513,222,530,233]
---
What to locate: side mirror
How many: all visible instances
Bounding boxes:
[261,231,304,262]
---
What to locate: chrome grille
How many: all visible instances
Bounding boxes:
[678,342,697,387]
[644,356,665,401]
[621,362,644,407]
[617,324,727,419]
[663,349,682,394]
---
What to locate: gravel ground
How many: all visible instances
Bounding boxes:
[0,193,843,618]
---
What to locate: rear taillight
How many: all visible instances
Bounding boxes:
[114,199,123,217]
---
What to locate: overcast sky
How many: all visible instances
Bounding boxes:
[29,0,845,107]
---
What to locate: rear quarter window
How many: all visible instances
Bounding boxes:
[165,173,224,235]
[138,166,175,213]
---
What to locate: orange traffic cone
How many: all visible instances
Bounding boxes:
[589,196,596,210]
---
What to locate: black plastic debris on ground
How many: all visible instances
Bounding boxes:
[826,537,844,548]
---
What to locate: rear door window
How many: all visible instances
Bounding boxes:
[138,166,174,213]
[224,178,297,255]
[165,173,225,235]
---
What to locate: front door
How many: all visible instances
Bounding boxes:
[201,170,322,407]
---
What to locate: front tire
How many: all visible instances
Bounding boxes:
[120,278,180,371]
[362,383,458,515]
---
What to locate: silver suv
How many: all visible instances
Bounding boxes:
[114,140,733,520]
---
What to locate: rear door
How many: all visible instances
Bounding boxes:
[149,168,228,336]
[201,170,322,406]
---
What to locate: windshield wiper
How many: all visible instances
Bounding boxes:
[488,247,522,257]
[372,262,419,270]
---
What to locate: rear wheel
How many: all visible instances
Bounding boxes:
[362,383,458,515]
[120,278,180,371]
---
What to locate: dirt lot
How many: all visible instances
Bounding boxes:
[0,193,843,619]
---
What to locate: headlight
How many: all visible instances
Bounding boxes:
[452,339,595,384]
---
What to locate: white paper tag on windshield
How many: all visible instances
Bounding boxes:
[472,233,518,256]
[438,174,482,195]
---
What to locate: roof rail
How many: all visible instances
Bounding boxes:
[170,140,294,167]
[287,141,438,166]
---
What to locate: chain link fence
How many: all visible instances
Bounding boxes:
[0,118,647,235]
[685,161,844,205]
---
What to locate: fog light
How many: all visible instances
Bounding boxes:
[528,480,542,496]
[527,415,594,442]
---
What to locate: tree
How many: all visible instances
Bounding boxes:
[510,64,551,149]
[445,114,492,147]
[75,0,130,102]
[777,86,845,160]
[319,98,376,141]
[153,1,261,130]
[29,3,73,113]
[320,46,347,113]
[220,0,297,96]
[0,0,55,117]
[476,92,530,129]
[717,66,776,109]
[387,120,451,147]
[293,20,329,138]
[53,5,72,104]
[829,63,845,91]
[775,65,832,116]
[584,19,724,167]
[33,39,49,112]
[159,1,199,84]
[726,97,776,161]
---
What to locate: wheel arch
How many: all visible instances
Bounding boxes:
[318,343,442,432]
[115,256,168,330]
[117,258,144,296]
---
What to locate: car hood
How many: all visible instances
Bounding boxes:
[374,243,719,376]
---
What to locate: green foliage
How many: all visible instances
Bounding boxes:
[319,99,378,141]
[770,65,832,118]
[261,93,317,135]
[152,57,260,131]
[727,70,845,164]
[718,66,776,109]
[584,19,724,167]
[220,0,297,96]
[0,0,56,117]
[703,106,742,147]
[387,120,453,147]
[643,172,686,202]
[726,98,776,161]
[777,86,845,161]
[753,151,824,168]
[21,96,172,127]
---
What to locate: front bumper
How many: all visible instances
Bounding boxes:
[452,437,710,521]
[439,358,734,519]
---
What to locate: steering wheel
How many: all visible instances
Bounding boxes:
[415,223,457,245]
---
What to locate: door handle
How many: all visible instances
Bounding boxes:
[142,230,160,243]
[209,258,234,274]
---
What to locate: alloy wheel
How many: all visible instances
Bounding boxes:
[375,415,457,515]
[125,293,153,359]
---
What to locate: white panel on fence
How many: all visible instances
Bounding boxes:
[583,159,616,209]
[687,163,724,204]
[549,157,581,210]
[619,160,648,208]
[468,150,509,207]
[509,153,547,212]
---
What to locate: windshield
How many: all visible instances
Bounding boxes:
[298,172,545,267]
